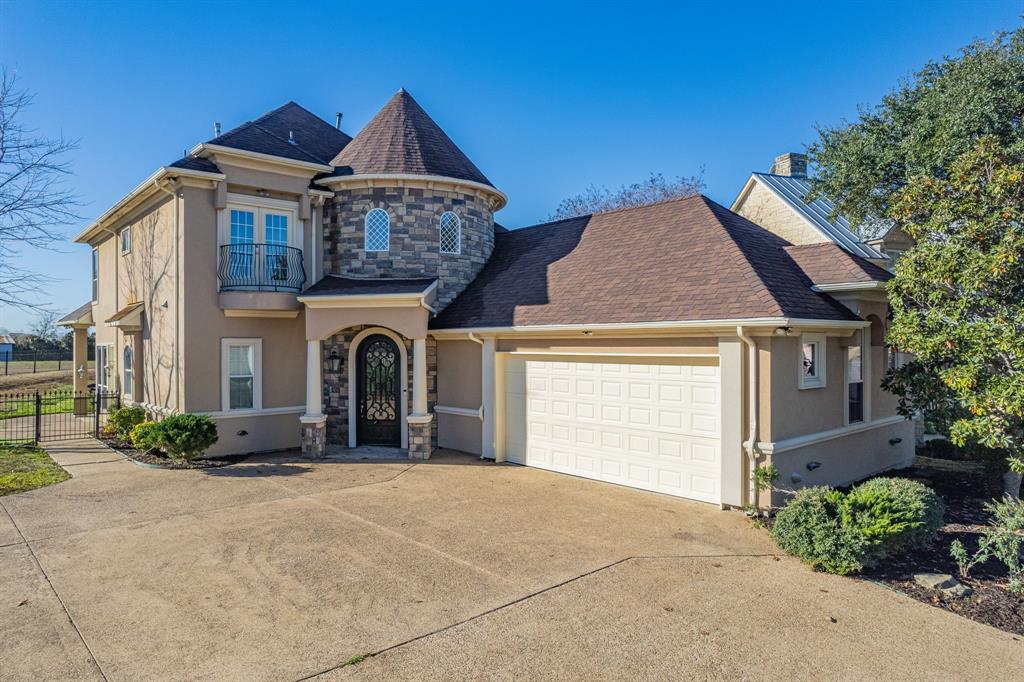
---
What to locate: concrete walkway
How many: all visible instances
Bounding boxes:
[0,440,1020,681]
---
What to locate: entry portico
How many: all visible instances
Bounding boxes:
[297,276,438,459]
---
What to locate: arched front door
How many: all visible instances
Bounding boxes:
[356,334,402,446]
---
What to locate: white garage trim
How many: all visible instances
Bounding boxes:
[499,353,723,504]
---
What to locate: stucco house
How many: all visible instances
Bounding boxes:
[58,91,912,508]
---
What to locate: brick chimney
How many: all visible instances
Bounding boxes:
[770,152,808,178]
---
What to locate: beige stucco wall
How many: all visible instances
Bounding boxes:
[436,339,482,454]
[768,419,914,506]
[734,181,826,246]
[179,184,307,414]
[90,194,181,410]
[205,411,304,457]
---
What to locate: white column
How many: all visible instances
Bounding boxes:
[302,339,323,419]
[481,337,497,460]
[412,337,427,416]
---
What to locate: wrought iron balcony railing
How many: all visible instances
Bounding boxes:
[218,243,306,292]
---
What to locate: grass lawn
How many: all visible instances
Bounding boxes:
[0,385,85,421]
[0,444,69,495]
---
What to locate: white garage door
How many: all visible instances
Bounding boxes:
[503,356,721,503]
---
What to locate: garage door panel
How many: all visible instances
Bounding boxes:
[505,357,721,503]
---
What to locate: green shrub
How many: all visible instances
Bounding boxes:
[771,487,867,575]
[150,414,218,461]
[129,421,160,451]
[107,406,146,441]
[950,496,1024,594]
[771,477,945,575]
[842,477,945,567]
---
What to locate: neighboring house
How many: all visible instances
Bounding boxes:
[0,334,14,360]
[57,91,912,509]
[732,152,911,270]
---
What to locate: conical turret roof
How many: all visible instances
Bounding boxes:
[330,89,493,187]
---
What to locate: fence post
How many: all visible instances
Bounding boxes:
[94,388,101,437]
[34,391,42,444]
[3,352,7,376]
[58,354,62,371]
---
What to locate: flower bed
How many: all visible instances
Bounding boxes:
[100,436,243,469]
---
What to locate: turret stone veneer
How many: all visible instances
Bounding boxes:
[323,185,495,311]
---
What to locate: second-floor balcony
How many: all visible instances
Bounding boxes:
[218,243,306,292]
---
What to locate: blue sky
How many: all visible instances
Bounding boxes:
[0,0,1020,331]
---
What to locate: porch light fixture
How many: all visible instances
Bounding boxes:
[774,326,792,336]
[77,364,86,379]
[326,350,342,374]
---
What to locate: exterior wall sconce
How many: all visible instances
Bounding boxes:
[774,326,793,336]
[77,364,86,379]
[326,350,342,374]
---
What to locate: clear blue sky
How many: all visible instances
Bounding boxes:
[0,0,1020,331]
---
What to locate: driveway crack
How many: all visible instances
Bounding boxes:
[0,498,108,682]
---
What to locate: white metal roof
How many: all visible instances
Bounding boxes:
[745,173,886,261]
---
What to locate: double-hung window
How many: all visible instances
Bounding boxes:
[221,338,262,411]
[847,331,865,424]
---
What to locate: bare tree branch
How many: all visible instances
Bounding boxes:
[0,67,81,310]
[547,171,705,221]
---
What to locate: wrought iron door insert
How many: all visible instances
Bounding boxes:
[356,334,401,446]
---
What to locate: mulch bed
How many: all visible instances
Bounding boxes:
[763,454,1023,637]
[860,456,1023,637]
[100,436,246,469]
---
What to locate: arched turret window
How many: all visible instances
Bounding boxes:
[365,208,390,252]
[439,211,461,254]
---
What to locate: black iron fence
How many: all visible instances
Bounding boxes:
[0,388,119,444]
[218,243,306,292]
[1,349,95,375]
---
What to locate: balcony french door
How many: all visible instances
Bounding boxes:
[221,201,304,292]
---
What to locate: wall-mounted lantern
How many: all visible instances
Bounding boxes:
[326,350,342,374]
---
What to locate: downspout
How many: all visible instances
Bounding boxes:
[736,325,760,508]
[154,177,181,413]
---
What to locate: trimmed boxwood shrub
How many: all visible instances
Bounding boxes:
[150,414,218,461]
[107,406,146,441]
[771,477,944,575]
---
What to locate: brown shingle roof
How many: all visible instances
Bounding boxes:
[330,89,492,187]
[431,196,858,329]
[302,275,436,297]
[206,101,352,165]
[57,301,94,325]
[784,243,892,286]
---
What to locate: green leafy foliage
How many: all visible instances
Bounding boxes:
[771,477,944,575]
[106,405,146,441]
[880,137,1024,498]
[150,414,218,461]
[809,29,1024,236]
[753,464,779,494]
[129,421,159,451]
[950,497,1024,594]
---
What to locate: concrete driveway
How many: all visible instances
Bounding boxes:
[1,441,1021,681]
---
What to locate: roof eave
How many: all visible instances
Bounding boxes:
[75,166,226,244]
[191,143,334,173]
[317,173,507,210]
[430,317,867,338]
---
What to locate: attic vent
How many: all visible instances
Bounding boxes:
[214,122,221,137]
[335,112,343,130]
[288,130,297,145]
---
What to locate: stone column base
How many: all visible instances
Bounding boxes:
[300,415,327,459]
[407,414,434,460]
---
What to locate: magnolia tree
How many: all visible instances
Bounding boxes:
[883,138,1024,499]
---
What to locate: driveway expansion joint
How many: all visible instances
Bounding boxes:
[296,553,782,681]
[0,498,108,682]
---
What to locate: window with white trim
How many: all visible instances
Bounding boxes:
[847,331,865,424]
[364,208,390,252]
[439,211,461,254]
[123,346,133,398]
[221,338,262,411]
[96,344,110,389]
[91,248,99,302]
[120,226,132,254]
[799,333,826,389]
[220,195,300,287]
